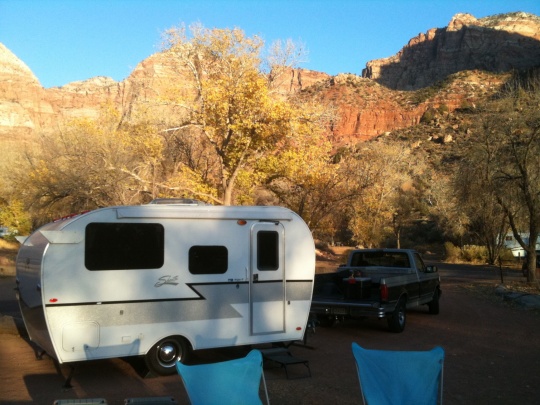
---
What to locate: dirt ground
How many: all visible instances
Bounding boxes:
[0,265,540,405]
[1,256,540,404]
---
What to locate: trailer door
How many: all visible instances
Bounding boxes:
[250,222,285,335]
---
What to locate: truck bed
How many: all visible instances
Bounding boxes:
[313,270,375,300]
[310,249,441,332]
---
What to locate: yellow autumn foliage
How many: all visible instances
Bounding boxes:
[161,24,321,205]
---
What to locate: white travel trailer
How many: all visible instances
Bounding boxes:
[16,204,315,375]
[502,232,540,258]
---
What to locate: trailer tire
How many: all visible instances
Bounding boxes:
[387,298,406,333]
[145,336,190,376]
[428,289,440,315]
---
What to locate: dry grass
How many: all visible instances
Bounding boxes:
[461,279,540,317]
[499,280,540,294]
[0,239,18,276]
[0,238,19,253]
[0,238,16,247]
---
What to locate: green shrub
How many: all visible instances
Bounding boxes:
[420,108,437,123]
[461,245,488,263]
[437,104,449,114]
[459,100,474,110]
[444,242,461,262]
[444,242,489,263]
[499,248,516,262]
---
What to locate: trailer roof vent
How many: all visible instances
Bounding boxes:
[148,198,212,206]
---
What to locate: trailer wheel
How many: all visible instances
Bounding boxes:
[387,298,406,333]
[145,336,189,376]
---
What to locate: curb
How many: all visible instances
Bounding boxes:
[495,285,540,310]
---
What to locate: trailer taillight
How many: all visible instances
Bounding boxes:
[380,284,389,301]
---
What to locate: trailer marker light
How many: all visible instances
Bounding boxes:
[49,298,58,303]
[296,327,302,331]
[237,219,247,226]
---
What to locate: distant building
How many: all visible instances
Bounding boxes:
[0,226,9,238]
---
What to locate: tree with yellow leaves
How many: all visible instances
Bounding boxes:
[346,141,422,248]
[10,25,327,223]
[160,24,315,205]
[10,104,172,220]
[12,116,136,219]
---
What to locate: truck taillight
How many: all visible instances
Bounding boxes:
[380,284,389,301]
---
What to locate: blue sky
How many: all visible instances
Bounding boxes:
[1,0,540,88]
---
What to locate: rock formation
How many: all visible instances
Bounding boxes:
[363,12,540,90]
[0,43,48,140]
[1,11,539,149]
[307,70,506,145]
[0,43,328,147]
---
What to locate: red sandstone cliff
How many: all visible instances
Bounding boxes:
[1,12,539,147]
[0,44,328,144]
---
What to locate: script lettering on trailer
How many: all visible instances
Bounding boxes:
[154,275,179,287]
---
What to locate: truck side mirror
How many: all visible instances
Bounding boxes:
[426,265,438,273]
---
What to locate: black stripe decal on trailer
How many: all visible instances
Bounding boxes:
[44,281,249,307]
[44,280,313,307]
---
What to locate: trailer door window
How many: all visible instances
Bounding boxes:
[257,230,279,270]
[85,223,164,270]
[189,246,228,274]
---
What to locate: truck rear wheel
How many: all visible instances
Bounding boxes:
[387,298,406,333]
[318,315,336,327]
[428,289,440,315]
[145,336,190,376]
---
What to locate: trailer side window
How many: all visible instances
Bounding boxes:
[257,231,279,271]
[85,223,164,270]
[189,246,228,274]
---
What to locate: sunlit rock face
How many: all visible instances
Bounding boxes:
[1,12,539,146]
[362,12,540,90]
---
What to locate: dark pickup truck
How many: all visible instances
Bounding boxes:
[310,249,441,332]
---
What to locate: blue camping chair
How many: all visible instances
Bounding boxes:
[352,343,444,405]
[176,349,269,405]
